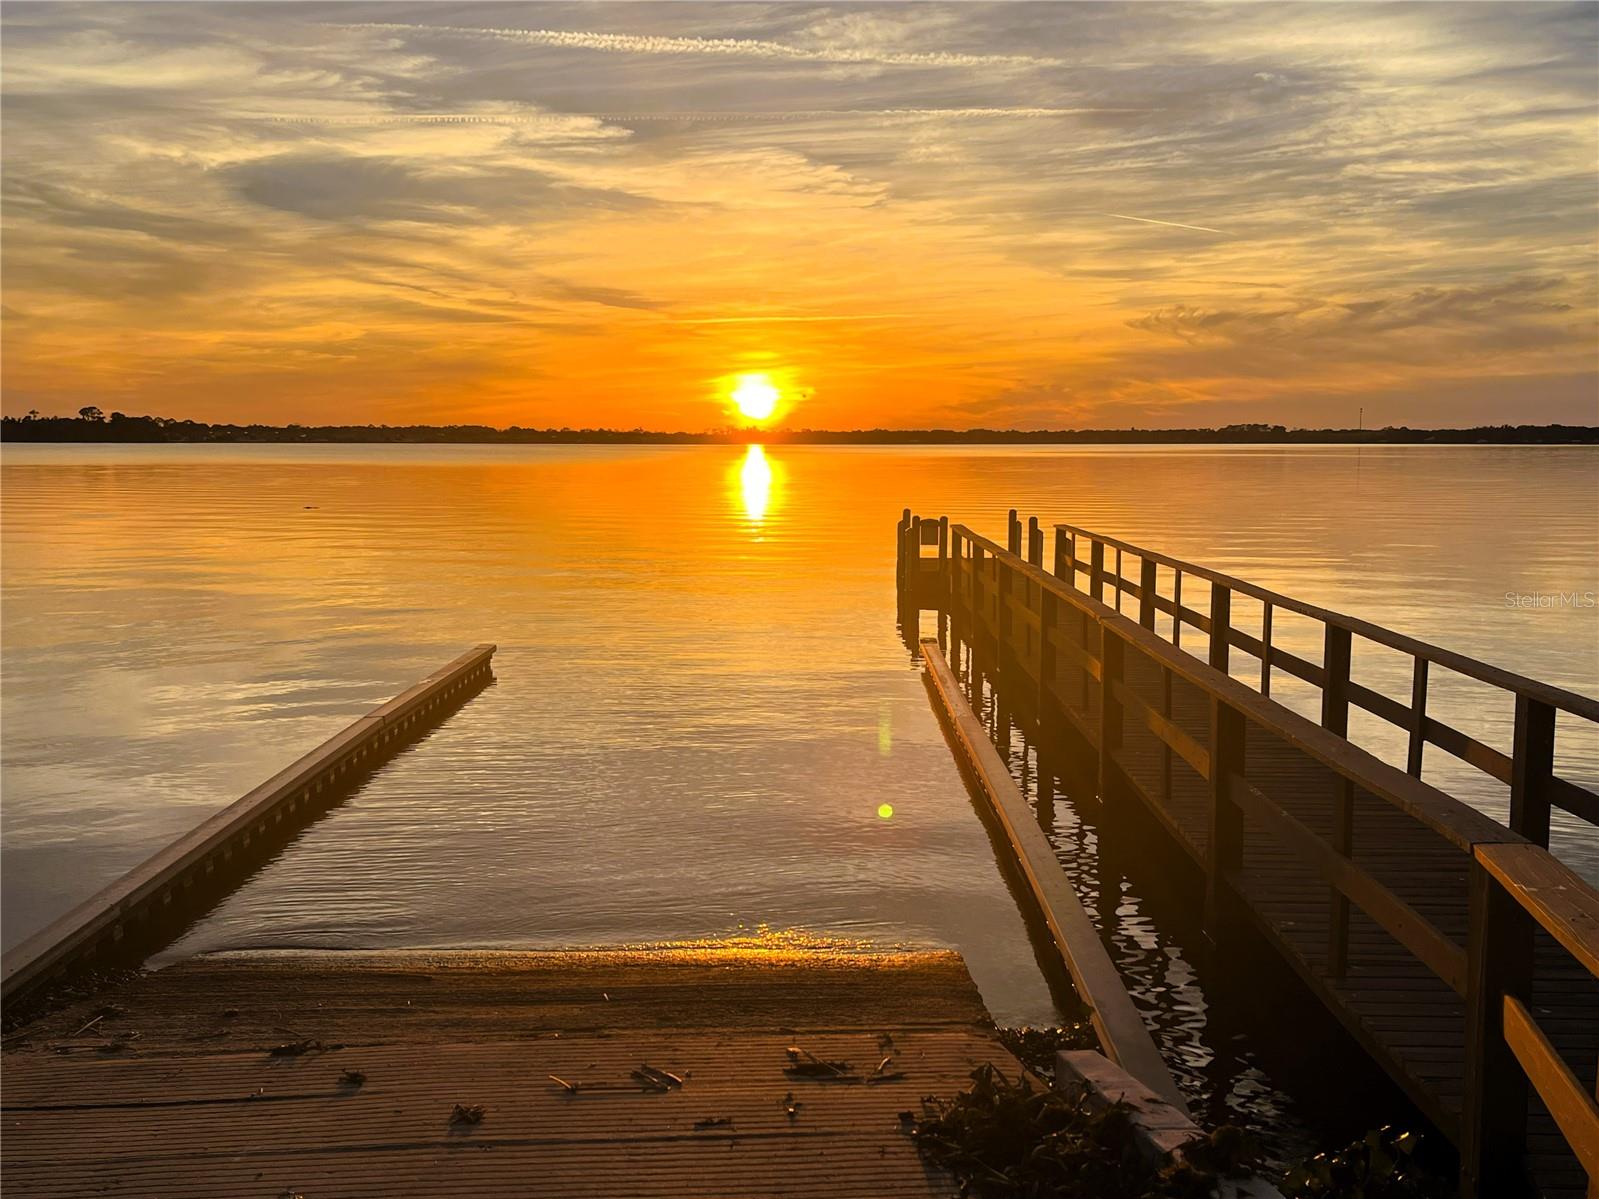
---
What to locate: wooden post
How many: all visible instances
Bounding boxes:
[1508,695,1556,847]
[1205,699,1246,941]
[1039,541,1056,714]
[1090,540,1106,603]
[1008,508,1021,556]
[896,509,910,585]
[1259,602,1273,695]
[1172,570,1183,647]
[1322,625,1352,737]
[1028,517,1043,567]
[1138,557,1157,630]
[998,556,1012,649]
[1407,657,1429,777]
[1098,628,1125,815]
[1053,528,1069,582]
[1460,860,1534,1198]
[1208,584,1231,674]
[1161,664,1174,809]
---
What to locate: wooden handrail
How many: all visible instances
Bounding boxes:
[1473,842,1599,1192]
[1476,842,1599,978]
[953,524,1521,852]
[1054,522,1599,722]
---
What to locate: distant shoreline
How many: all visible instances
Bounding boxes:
[4,415,1597,445]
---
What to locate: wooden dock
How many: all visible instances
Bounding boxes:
[2,948,1019,1198]
[899,510,1599,1199]
[2,646,497,1014]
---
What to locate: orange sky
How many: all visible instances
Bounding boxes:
[3,3,1596,429]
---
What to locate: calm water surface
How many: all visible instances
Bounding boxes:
[3,443,1595,1160]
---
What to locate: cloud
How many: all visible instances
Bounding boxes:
[336,22,1065,70]
[1130,278,1576,346]
[1,2,1594,427]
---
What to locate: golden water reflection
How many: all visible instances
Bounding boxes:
[733,443,777,524]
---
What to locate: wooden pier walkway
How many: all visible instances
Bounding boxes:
[898,510,1599,1199]
[2,948,1017,1198]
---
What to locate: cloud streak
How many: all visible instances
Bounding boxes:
[336,22,1065,70]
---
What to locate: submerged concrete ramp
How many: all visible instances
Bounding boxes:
[2,948,1018,1198]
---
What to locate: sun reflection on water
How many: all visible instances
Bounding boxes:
[734,443,776,524]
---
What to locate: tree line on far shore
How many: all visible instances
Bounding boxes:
[3,408,1595,445]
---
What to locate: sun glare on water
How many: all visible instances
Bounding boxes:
[731,374,780,423]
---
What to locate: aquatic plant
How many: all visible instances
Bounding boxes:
[912,1063,1446,1199]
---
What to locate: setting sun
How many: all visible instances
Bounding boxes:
[731,374,780,423]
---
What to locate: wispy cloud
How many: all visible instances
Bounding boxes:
[336,23,1065,70]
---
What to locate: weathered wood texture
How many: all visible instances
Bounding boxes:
[2,949,1013,1198]
[919,636,1187,1114]
[1,647,497,1010]
[912,516,1599,1199]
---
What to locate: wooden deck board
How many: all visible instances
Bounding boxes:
[3,949,1012,1198]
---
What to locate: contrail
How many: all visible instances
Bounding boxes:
[336,23,1065,69]
[1105,213,1226,235]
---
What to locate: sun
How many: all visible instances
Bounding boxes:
[731,373,780,423]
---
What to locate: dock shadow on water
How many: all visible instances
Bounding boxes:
[904,613,1426,1171]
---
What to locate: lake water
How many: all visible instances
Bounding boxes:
[3,442,1595,1160]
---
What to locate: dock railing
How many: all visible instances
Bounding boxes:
[1046,517,1599,847]
[910,513,1597,1199]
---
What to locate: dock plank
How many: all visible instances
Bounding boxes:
[3,950,1012,1198]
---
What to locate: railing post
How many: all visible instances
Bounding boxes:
[1205,699,1246,941]
[1090,540,1106,603]
[1138,557,1157,630]
[1508,695,1556,847]
[1039,559,1056,714]
[1028,516,1043,567]
[1460,858,1534,1198]
[1407,658,1429,777]
[1172,569,1183,647]
[1322,625,1352,737]
[1053,527,1069,581]
[896,508,910,586]
[1259,602,1273,695]
[1208,584,1231,674]
[1008,508,1021,556]
[1098,628,1125,814]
